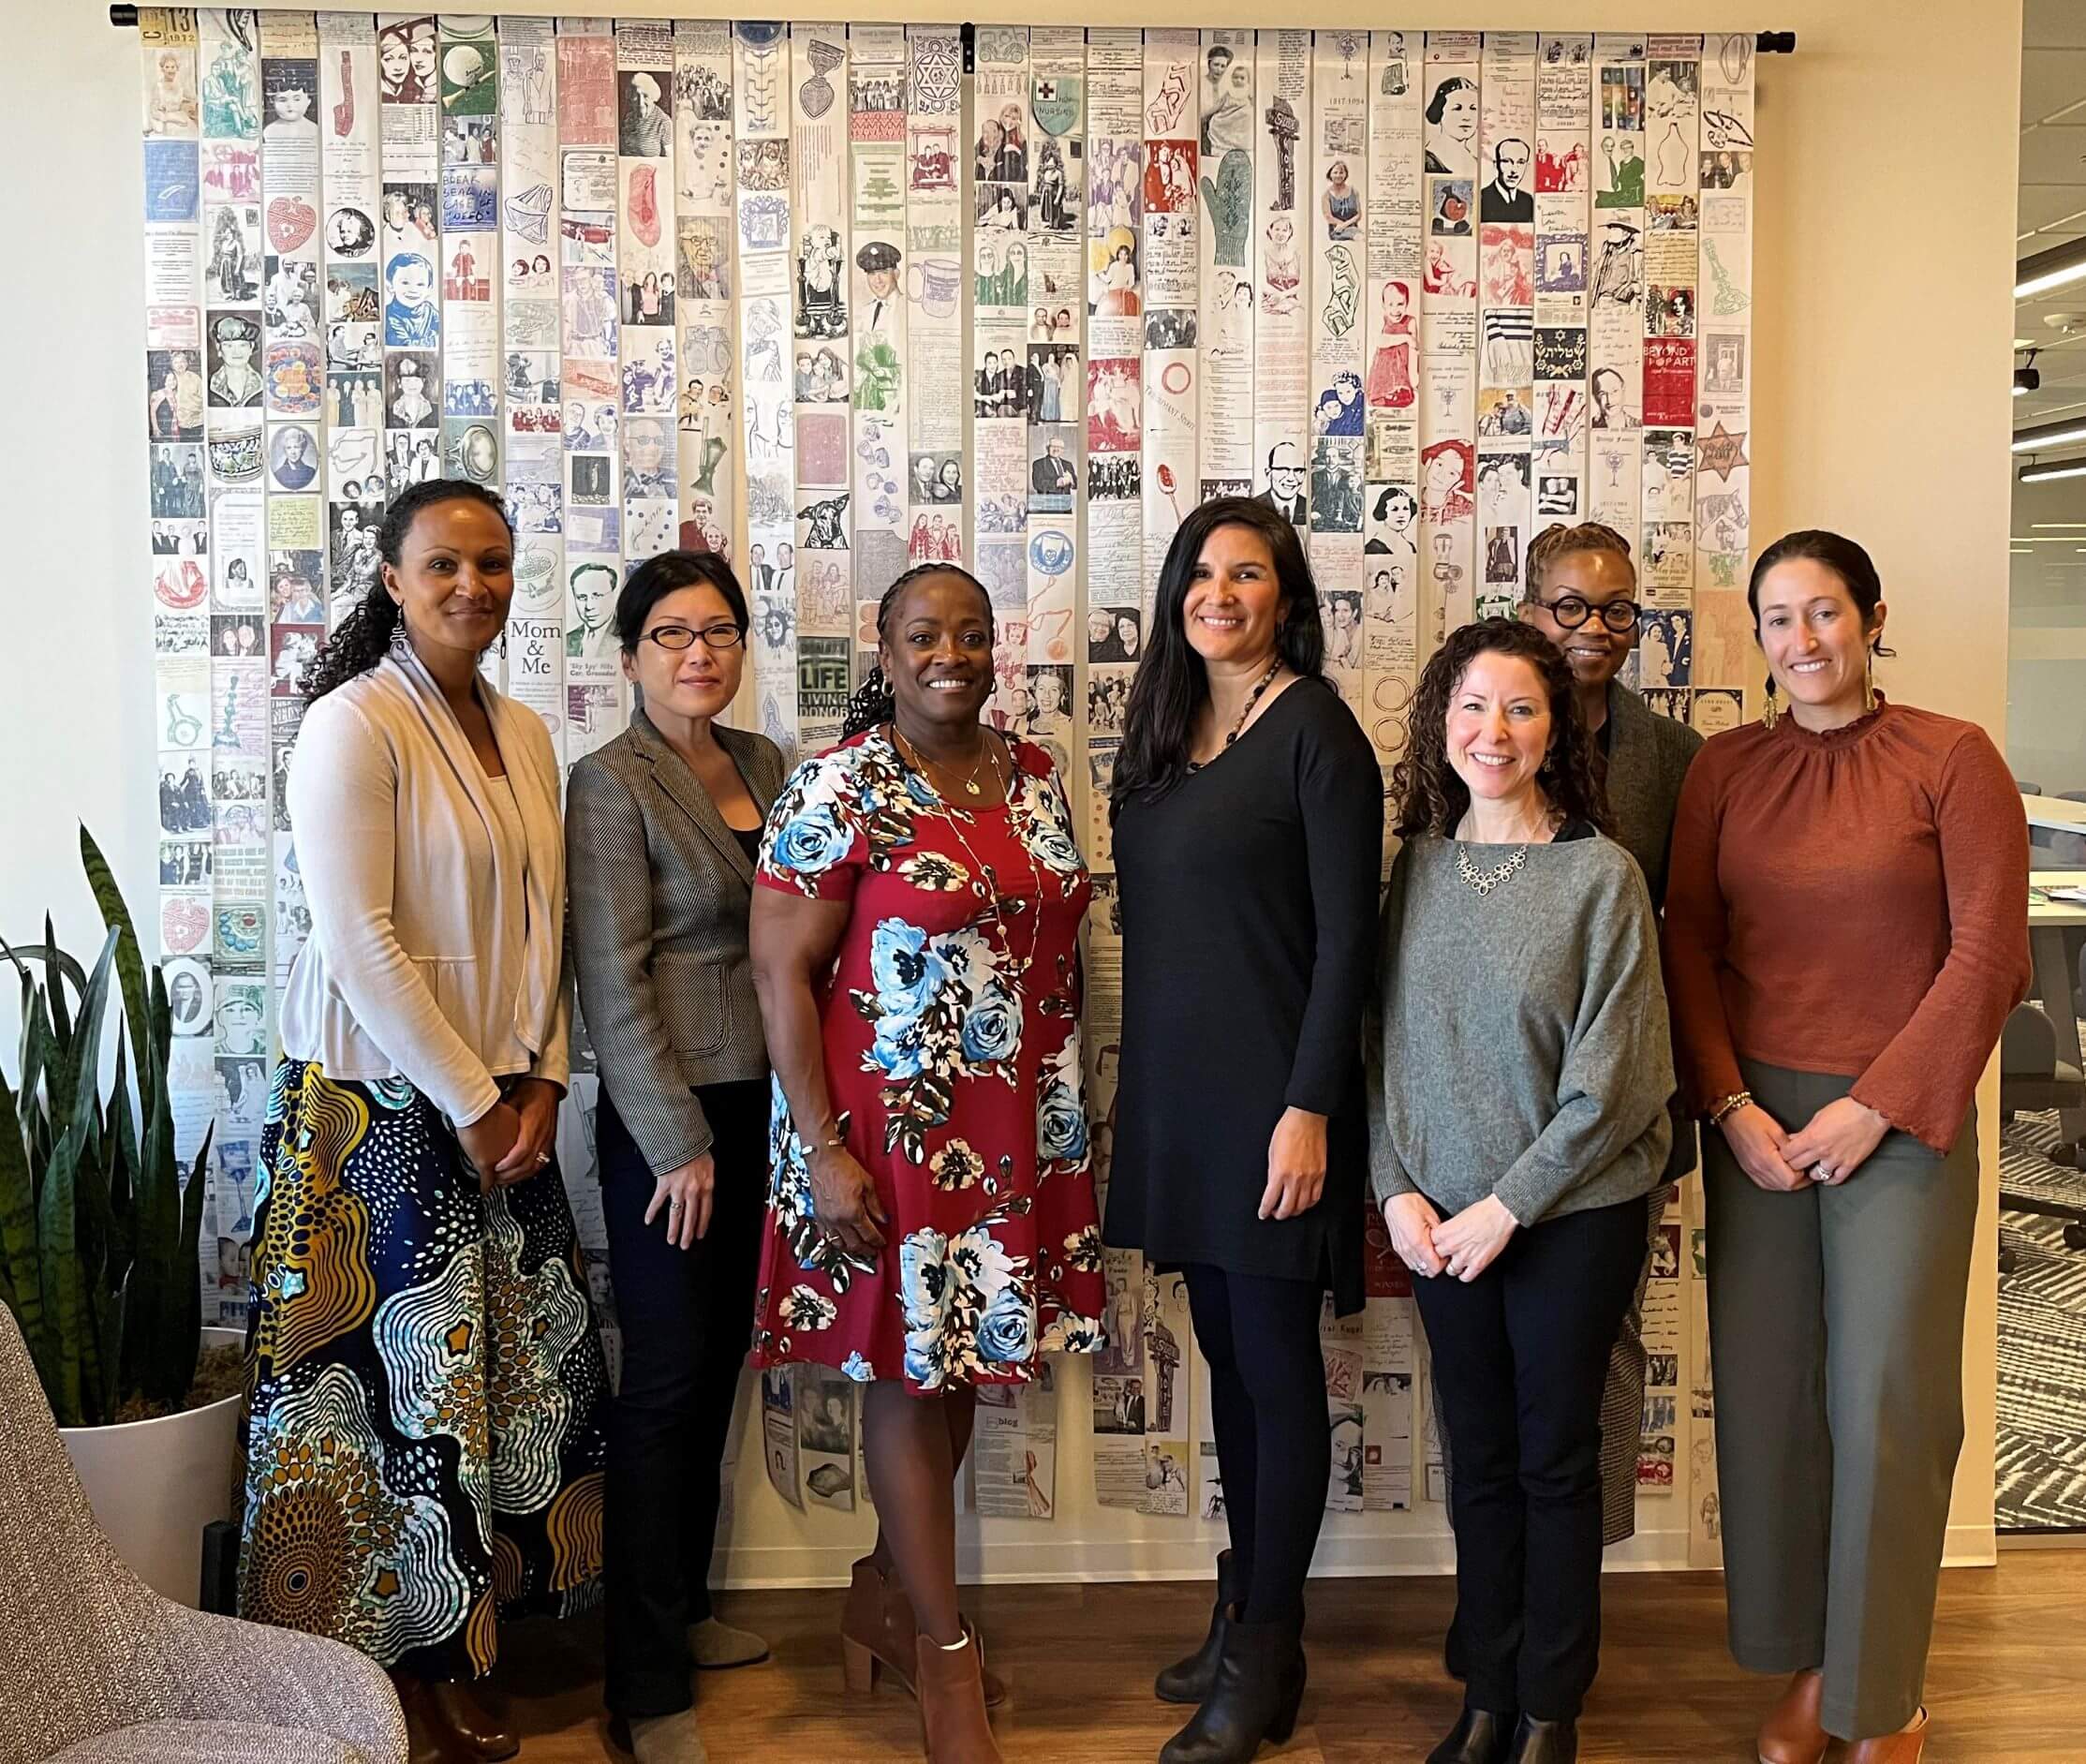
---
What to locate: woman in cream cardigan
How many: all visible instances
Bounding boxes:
[240,480,608,1764]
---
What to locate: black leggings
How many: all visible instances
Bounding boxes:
[1182,1263,1330,1628]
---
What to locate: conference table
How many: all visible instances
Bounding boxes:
[2025,794,2086,838]
[2030,868,2086,1152]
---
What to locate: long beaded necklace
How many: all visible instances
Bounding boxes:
[1186,658,1282,773]
[889,723,1045,981]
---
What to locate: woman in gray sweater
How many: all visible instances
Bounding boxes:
[1368,619,1673,1764]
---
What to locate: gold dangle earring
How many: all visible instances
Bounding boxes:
[1760,674,1779,731]
[1862,646,1877,714]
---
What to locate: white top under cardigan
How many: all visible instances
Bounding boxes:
[279,650,572,1125]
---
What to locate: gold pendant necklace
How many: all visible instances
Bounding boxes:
[894,724,995,798]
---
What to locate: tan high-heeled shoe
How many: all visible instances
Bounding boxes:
[1757,1668,1827,1764]
[914,1626,1004,1764]
[839,1555,1007,1708]
[1844,1708,1929,1764]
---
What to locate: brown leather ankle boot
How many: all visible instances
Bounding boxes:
[392,1673,520,1763]
[1756,1668,1827,1764]
[914,1625,1004,1764]
[839,1555,1007,1708]
[1844,1708,1929,1764]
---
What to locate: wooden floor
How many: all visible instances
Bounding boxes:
[484,1553,2086,1761]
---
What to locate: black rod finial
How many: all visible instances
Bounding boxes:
[1755,30,1798,54]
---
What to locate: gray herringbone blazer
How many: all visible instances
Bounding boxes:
[566,711,787,1177]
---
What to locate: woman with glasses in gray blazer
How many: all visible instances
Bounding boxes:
[567,550,786,1764]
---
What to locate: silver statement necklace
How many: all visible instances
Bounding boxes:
[1456,843,1529,896]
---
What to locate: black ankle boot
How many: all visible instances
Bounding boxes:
[1428,1704,1517,1764]
[1504,1713,1577,1764]
[1155,1550,1246,1704]
[1157,1615,1305,1764]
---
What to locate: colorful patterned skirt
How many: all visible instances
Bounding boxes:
[239,1060,608,1681]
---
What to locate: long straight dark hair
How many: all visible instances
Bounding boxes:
[1109,497,1325,821]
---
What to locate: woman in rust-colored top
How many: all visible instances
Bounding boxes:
[1663,531,2029,1764]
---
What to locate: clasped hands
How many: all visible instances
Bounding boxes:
[455,1076,563,1193]
[1383,1192,1518,1282]
[1722,1094,1889,1193]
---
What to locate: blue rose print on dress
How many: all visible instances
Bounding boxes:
[960,979,1022,1066]
[870,919,951,1016]
[1037,1037,1089,1166]
[770,801,851,876]
[977,1287,1038,1363]
[870,1011,934,1081]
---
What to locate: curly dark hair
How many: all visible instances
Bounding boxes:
[301,479,514,701]
[837,562,995,740]
[1389,616,1613,840]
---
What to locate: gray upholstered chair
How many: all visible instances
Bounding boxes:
[0,1305,407,1764]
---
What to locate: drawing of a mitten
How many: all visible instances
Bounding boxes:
[1200,149,1253,268]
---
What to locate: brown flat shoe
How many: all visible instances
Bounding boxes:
[840,1554,1007,1708]
[1757,1668,1827,1764]
[1844,1708,1929,1764]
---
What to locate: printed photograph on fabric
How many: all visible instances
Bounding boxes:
[146,348,208,441]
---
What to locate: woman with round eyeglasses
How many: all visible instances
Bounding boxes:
[567,551,788,1764]
[1518,523,1702,1564]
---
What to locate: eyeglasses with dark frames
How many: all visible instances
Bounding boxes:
[1532,594,1640,633]
[643,621,747,651]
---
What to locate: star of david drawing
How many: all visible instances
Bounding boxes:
[1696,422,1749,482]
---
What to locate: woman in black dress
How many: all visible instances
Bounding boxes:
[1106,496,1383,1764]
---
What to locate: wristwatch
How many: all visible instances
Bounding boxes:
[1707,1090,1753,1127]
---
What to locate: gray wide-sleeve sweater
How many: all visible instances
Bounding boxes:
[1366,832,1674,1226]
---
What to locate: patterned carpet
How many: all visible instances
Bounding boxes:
[1997,1105,2086,1533]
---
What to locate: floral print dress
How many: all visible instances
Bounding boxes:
[752,729,1106,1395]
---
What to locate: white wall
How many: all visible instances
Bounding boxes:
[1,2,2022,1590]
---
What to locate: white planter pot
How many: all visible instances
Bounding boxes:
[59,1327,244,1608]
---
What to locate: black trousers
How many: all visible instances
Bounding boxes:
[1182,1263,1330,1628]
[599,1079,767,1719]
[1410,1195,1649,1722]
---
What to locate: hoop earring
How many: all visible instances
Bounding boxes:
[1760,674,1779,732]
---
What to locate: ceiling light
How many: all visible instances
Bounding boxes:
[2019,460,2086,483]
[2018,237,2086,299]
[2011,417,2086,452]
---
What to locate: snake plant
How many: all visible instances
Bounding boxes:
[1,828,211,1427]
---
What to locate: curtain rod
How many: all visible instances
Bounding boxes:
[103,7,1798,52]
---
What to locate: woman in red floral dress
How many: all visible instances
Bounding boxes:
[750,565,1103,1762]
